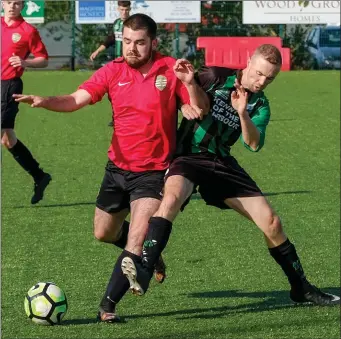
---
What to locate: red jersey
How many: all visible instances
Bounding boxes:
[1,16,48,80]
[79,53,190,172]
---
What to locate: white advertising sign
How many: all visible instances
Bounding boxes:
[76,1,201,24]
[243,1,340,24]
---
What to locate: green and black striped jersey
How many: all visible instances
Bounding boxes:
[103,18,124,58]
[177,66,271,158]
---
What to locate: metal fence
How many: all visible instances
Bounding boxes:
[34,1,340,71]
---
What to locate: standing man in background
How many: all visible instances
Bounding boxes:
[89,1,131,127]
[1,0,51,204]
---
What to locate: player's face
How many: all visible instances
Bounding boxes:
[123,27,157,69]
[1,1,24,18]
[118,5,130,20]
[245,55,280,93]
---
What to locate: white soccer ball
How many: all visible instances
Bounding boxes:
[24,282,68,325]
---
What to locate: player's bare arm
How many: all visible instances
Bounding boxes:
[232,79,260,151]
[173,59,210,114]
[90,45,106,61]
[8,55,47,68]
[13,89,92,112]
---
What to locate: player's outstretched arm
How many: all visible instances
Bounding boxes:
[13,89,92,112]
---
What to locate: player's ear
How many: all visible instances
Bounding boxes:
[152,39,158,51]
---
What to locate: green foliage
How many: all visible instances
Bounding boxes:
[283,26,315,70]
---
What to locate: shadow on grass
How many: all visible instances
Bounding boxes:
[10,190,311,209]
[124,287,340,321]
[56,287,339,327]
[12,202,95,209]
[62,317,127,326]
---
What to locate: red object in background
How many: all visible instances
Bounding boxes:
[212,16,219,25]
[203,1,213,9]
[163,23,187,33]
[201,16,208,26]
[197,36,291,71]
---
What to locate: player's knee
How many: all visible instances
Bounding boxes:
[160,192,183,214]
[93,225,111,243]
[265,214,283,239]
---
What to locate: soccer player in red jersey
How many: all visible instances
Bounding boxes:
[14,13,210,321]
[1,0,51,204]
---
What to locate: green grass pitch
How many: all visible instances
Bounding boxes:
[1,70,340,339]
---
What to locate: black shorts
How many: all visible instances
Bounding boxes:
[1,78,23,129]
[165,152,263,210]
[96,160,166,213]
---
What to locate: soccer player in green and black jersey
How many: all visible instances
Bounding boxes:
[90,1,131,61]
[122,44,341,306]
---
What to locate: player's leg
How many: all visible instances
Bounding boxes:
[1,78,51,204]
[199,155,340,306]
[122,156,197,296]
[140,175,194,272]
[97,166,165,320]
[121,196,162,295]
[120,168,167,296]
[224,195,340,305]
[94,160,166,267]
[94,162,131,322]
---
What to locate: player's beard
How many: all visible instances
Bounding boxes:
[125,46,153,69]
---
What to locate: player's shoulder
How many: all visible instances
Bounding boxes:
[21,19,38,33]
[155,53,177,68]
[113,18,122,25]
[95,59,124,78]
[16,20,41,39]
[196,66,237,90]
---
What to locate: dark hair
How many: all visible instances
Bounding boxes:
[123,13,157,40]
[117,1,131,8]
[254,44,282,66]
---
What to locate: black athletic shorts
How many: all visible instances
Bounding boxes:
[165,152,263,210]
[1,78,23,129]
[96,160,166,213]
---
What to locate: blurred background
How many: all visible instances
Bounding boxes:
[3,1,340,70]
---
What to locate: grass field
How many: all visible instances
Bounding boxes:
[1,70,340,339]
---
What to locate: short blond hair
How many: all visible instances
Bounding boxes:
[253,44,282,66]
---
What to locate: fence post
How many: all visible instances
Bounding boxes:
[279,24,285,41]
[70,1,76,71]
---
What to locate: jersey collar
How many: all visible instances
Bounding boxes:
[1,15,25,28]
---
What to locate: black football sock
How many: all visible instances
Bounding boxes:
[142,217,172,272]
[8,139,45,182]
[112,220,129,249]
[99,250,140,313]
[269,239,307,291]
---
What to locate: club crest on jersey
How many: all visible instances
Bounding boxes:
[155,75,167,91]
[12,33,21,43]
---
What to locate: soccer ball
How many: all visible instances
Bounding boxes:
[24,282,68,325]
